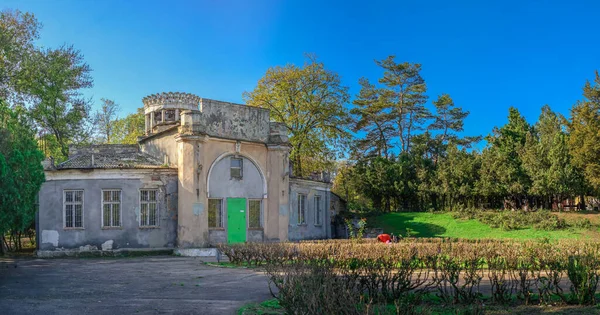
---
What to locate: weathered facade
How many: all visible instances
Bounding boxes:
[37,92,344,254]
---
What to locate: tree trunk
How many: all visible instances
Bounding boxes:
[0,235,7,255]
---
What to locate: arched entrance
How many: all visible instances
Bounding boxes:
[207,153,266,243]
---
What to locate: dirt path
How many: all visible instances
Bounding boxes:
[0,256,272,315]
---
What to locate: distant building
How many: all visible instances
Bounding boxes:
[37,92,345,254]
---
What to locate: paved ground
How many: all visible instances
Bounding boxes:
[0,256,272,315]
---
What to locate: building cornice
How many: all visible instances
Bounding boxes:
[174,134,208,143]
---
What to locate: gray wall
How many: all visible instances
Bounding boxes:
[38,171,178,250]
[199,99,270,143]
[288,179,331,241]
[208,155,264,199]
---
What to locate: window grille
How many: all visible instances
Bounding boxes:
[64,190,83,228]
[102,190,121,227]
[249,199,261,228]
[298,194,306,225]
[140,189,158,227]
[230,157,243,179]
[208,199,223,228]
[315,195,322,225]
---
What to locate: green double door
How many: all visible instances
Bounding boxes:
[227,198,247,244]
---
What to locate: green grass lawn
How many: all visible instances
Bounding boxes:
[369,212,587,240]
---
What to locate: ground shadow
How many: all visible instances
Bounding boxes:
[371,214,447,237]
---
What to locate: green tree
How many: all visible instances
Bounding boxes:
[0,9,40,101]
[1,9,94,161]
[521,105,584,208]
[243,55,351,177]
[479,107,531,209]
[568,71,600,192]
[112,108,145,144]
[21,45,94,160]
[435,144,480,210]
[351,78,395,158]
[0,100,45,253]
[428,94,477,162]
[376,56,429,152]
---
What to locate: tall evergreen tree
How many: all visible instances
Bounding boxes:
[351,78,394,158]
[428,94,476,162]
[0,100,45,253]
[568,71,600,192]
[479,107,531,209]
[375,56,429,152]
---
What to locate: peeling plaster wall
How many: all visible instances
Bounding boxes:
[288,179,331,241]
[38,170,178,250]
[199,99,270,143]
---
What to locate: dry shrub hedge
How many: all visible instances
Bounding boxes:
[217,239,600,314]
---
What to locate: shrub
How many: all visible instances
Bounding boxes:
[453,209,568,231]
[566,254,600,305]
[572,218,593,230]
[217,238,600,313]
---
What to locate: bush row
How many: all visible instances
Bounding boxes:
[451,209,580,231]
[218,239,600,314]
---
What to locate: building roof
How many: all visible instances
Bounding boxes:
[56,152,165,170]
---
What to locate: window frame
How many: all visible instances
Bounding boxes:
[248,199,262,229]
[230,157,243,179]
[101,189,122,228]
[314,195,322,226]
[297,193,307,225]
[63,190,84,229]
[208,198,224,229]
[139,189,159,228]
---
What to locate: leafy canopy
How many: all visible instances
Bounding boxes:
[244,54,351,177]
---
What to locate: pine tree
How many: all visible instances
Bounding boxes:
[375,56,429,152]
[351,78,395,158]
[568,71,600,192]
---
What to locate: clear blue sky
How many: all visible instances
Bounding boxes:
[4,0,600,141]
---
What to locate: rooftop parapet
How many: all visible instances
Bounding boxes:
[142,92,201,109]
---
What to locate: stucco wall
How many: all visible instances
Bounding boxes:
[38,170,178,250]
[208,155,265,199]
[177,138,284,247]
[199,99,270,143]
[288,179,331,241]
[140,127,179,167]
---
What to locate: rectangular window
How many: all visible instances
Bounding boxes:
[248,199,262,228]
[64,190,83,228]
[230,157,243,179]
[208,199,223,228]
[102,190,122,228]
[298,194,306,225]
[140,189,158,227]
[314,195,322,225]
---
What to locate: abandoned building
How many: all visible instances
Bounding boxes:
[37,92,346,254]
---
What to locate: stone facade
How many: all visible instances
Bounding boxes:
[37,92,346,253]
